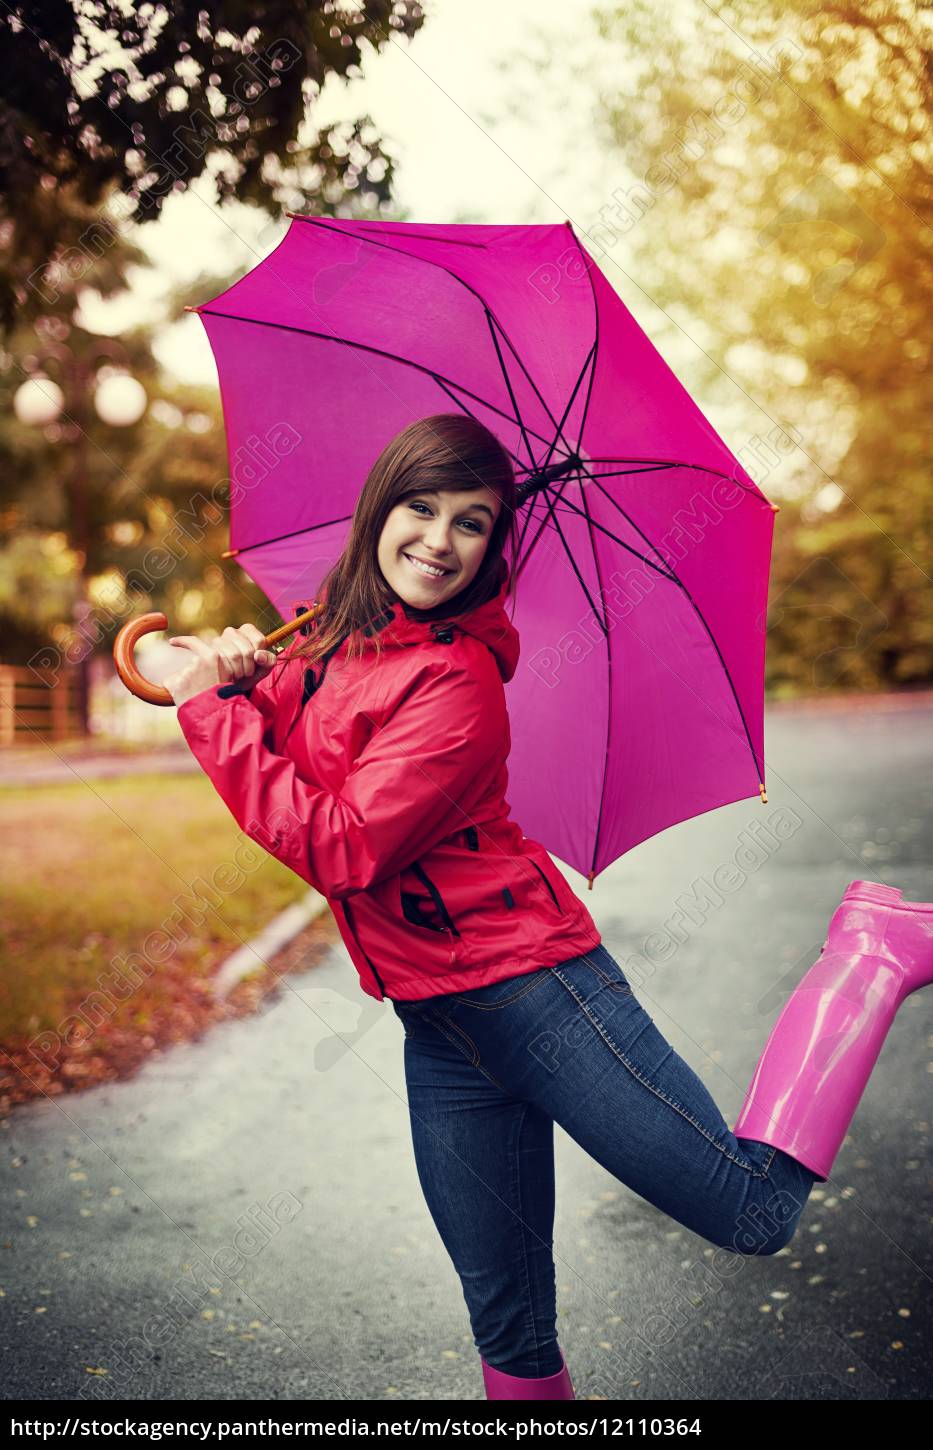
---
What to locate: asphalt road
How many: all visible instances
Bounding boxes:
[2,695,931,1402]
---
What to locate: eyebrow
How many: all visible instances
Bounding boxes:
[407,488,496,520]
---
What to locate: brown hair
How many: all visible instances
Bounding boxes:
[277,413,519,672]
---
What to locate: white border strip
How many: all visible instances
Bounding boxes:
[212,890,330,1000]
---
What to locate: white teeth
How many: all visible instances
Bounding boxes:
[405,554,449,578]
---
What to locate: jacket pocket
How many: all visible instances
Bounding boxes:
[527,858,561,910]
[399,860,461,939]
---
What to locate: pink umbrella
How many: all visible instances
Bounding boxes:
[188,216,778,887]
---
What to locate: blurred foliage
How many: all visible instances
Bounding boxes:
[0,0,425,335]
[0,0,430,669]
[577,0,931,696]
[0,196,280,665]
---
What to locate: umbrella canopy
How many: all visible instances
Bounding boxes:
[191,216,777,883]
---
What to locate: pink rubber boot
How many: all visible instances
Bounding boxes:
[481,1350,575,1400]
[733,879,933,1181]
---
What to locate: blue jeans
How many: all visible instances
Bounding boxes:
[391,942,817,1379]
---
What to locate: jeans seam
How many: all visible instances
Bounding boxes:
[426,1009,509,1094]
[511,1102,544,1375]
[549,966,771,1179]
[589,959,634,995]
[449,973,551,1010]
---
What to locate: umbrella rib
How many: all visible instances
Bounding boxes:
[563,225,769,515]
[576,469,611,882]
[512,459,551,475]
[223,513,357,558]
[579,469,685,578]
[430,375,538,476]
[578,459,771,504]
[513,486,549,573]
[292,215,588,463]
[528,337,597,481]
[515,475,671,592]
[512,473,577,585]
[484,311,581,465]
[532,490,677,581]
[539,481,611,635]
[434,325,590,554]
[568,223,600,460]
[578,468,764,783]
[308,221,490,249]
[518,476,764,862]
[513,481,549,564]
[484,314,536,470]
[504,337,599,559]
[194,306,558,457]
[481,316,598,493]
[571,463,679,481]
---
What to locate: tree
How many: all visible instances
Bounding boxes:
[559,0,931,693]
[0,0,425,334]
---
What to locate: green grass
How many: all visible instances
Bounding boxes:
[0,771,312,1041]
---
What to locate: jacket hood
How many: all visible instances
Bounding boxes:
[291,568,520,684]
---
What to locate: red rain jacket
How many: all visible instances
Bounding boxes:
[176,575,601,1001]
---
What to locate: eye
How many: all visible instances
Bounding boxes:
[407,501,483,533]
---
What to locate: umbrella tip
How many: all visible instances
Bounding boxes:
[759,782,769,803]
[769,502,781,512]
[183,305,199,313]
[586,870,596,890]
[221,548,240,560]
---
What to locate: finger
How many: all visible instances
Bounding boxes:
[224,626,271,675]
[221,626,257,676]
[218,638,268,680]
[168,636,214,661]
[214,642,246,680]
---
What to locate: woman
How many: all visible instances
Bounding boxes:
[167,413,933,1401]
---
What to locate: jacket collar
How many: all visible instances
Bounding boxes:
[291,571,520,684]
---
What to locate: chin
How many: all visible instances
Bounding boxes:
[402,585,454,607]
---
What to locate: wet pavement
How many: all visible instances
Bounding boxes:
[1,695,931,1401]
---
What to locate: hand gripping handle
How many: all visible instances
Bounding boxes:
[112,604,323,706]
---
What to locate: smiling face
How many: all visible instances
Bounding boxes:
[377,485,503,609]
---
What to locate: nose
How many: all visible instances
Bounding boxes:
[421,516,455,556]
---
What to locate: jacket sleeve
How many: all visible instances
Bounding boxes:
[175,660,504,899]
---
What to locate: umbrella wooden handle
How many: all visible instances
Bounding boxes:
[113,604,323,706]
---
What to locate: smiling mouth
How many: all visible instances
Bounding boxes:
[403,553,454,579]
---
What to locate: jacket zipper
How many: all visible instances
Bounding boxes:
[341,898,387,997]
[284,628,351,744]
